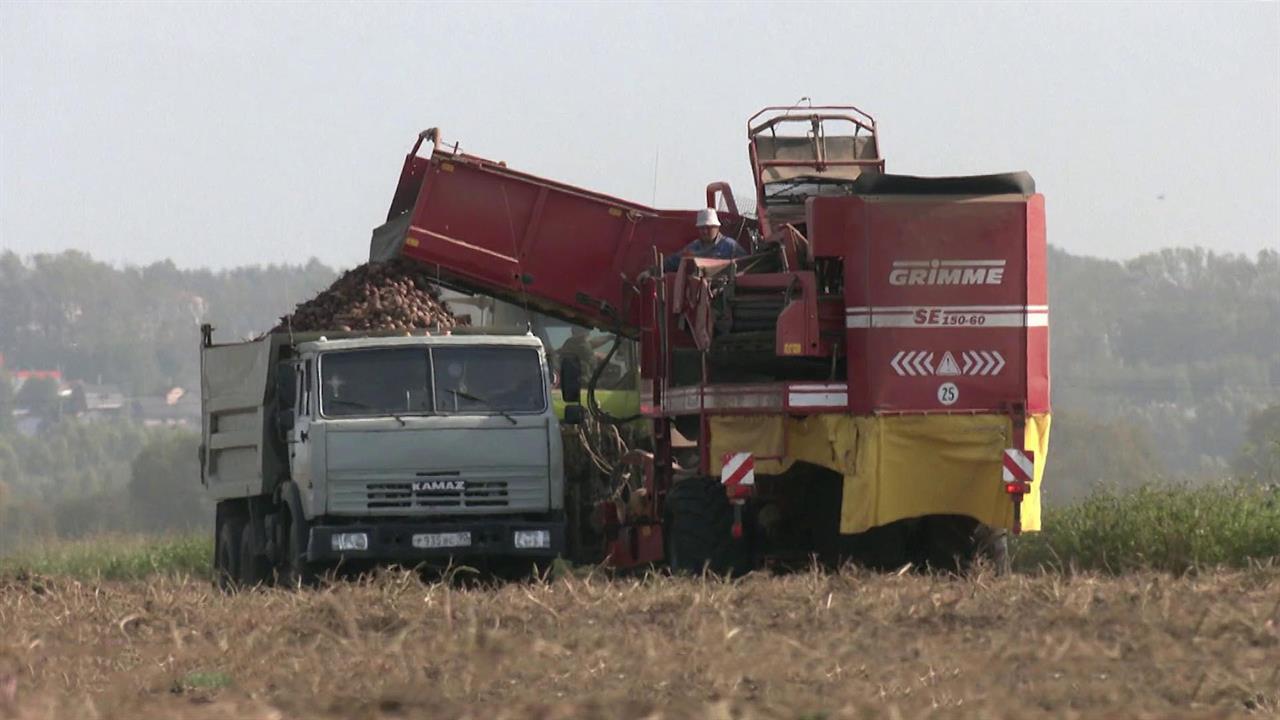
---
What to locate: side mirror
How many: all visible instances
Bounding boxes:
[560,355,582,405]
[276,408,296,434]
[562,404,585,426]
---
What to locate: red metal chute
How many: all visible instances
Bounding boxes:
[373,129,747,332]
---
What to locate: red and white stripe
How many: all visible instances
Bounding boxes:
[1001,449,1035,484]
[720,452,755,489]
[660,383,848,414]
[787,383,848,408]
[846,305,1049,329]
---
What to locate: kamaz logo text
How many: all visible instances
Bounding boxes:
[412,480,465,492]
[888,260,1006,286]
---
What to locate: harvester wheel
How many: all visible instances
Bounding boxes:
[974,525,1011,575]
[214,514,244,592]
[915,516,1010,574]
[914,515,979,573]
[665,476,748,577]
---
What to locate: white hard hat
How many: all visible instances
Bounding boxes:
[695,208,721,227]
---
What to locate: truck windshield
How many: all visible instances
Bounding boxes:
[319,348,433,418]
[319,345,545,418]
[433,347,545,414]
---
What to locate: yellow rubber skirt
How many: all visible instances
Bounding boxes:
[708,413,1050,534]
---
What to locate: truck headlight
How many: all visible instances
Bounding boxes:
[513,530,551,549]
[331,532,369,551]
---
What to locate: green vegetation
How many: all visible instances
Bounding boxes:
[0,533,210,580]
[0,251,334,551]
[3,481,1275,581]
[127,430,208,533]
[0,422,209,550]
[180,670,234,692]
[1015,482,1280,574]
[1233,404,1280,485]
[1041,409,1167,503]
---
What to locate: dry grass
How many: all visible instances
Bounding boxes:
[1,566,1277,719]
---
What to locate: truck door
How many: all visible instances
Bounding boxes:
[288,358,314,491]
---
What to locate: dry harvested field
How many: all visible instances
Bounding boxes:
[0,567,1277,720]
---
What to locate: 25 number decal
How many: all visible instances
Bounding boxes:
[937,382,959,406]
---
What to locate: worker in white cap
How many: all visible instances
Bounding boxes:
[662,208,746,272]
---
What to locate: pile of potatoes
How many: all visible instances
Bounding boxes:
[277,259,457,333]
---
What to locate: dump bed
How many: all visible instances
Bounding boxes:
[200,334,288,500]
[371,137,744,331]
[809,173,1049,415]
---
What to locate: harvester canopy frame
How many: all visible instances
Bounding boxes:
[747,105,885,236]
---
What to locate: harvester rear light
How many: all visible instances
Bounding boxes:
[1001,449,1035,534]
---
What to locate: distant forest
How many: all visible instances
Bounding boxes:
[1046,246,1279,484]
[0,246,1277,530]
[0,251,336,394]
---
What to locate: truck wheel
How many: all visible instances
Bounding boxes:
[238,523,270,588]
[214,514,244,592]
[665,476,748,577]
[279,512,317,587]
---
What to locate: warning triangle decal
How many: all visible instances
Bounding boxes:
[937,351,961,376]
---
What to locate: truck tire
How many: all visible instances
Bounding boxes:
[279,510,317,587]
[665,476,748,577]
[238,523,270,588]
[214,513,244,592]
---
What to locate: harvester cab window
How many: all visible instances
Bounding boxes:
[432,347,545,414]
[319,348,434,418]
[541,321,633,390]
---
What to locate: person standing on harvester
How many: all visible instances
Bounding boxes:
[662,208,746,272]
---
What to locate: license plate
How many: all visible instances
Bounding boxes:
[412,532,472,549]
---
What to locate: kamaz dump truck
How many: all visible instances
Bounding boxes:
[367,104,1050,575]
[200,326,571,587]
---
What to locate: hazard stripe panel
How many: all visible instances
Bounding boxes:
[720,452,755,487]
[1001,449,1035,483]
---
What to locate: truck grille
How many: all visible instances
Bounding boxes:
[365,481,510,509]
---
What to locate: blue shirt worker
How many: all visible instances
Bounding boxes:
[662,208,746,273]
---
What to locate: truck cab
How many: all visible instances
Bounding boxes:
[202,328,567,587]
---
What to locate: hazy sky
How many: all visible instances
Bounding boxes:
[2,2,1277,269]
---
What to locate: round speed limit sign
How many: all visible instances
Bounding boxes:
[937,382,959,406]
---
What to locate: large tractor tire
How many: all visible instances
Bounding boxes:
[974,524,1011,575]
[214,512,245,592]
[914,515,1010,574]
[664,476,749,577]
